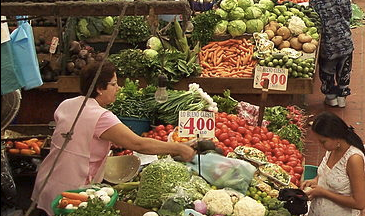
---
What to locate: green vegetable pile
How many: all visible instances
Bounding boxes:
[119,16,151,45]
[212,89,238,114]
[64,198,120,216]
[107,78,156,119]
[76,16,114,40]
[191,10,222,46]
[134,158,191,209]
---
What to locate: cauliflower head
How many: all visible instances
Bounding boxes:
[233,196,266,216]
[202,189,234,215]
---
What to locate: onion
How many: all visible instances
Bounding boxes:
[66,61,75,73]
[95,52,105,61]
[78,49,89,59]
[69,41,81,54]
[193,200,207,214]
[75,59,87,69]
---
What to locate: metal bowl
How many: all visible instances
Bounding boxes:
[103,155,141,184]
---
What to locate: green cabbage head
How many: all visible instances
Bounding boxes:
[238,0,254,10]
[220,0,238,11]
[228,7,246,20]
[227,20,247,37]
[245,18,264,33]
[146,36,162,51]
[258,0,275,11]
[245,6,263,19]
[214,20,229,36]
[215,8,228,19]
[143,49,159,59]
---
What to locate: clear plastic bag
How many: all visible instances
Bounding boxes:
[1,148,17,203]
[187,153,256,194]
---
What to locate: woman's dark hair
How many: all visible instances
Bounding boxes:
[312,111,364,154]
[79,61,116,98]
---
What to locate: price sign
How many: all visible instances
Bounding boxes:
[254,66,288,91]
[178,111,215,138]
[49,37,59,54]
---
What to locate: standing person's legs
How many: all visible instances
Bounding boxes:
[318,56,339,106]
[335,53,352,107]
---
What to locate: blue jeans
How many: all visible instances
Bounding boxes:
[318,53,353,97]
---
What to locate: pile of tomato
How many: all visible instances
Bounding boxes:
[214,112,304,186]
[141,124,175,142]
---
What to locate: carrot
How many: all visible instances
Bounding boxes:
[15,141,29,149]
[31,142,41,155]
[36,141,44,147]
[236,56,241,68]
[20,149,36,155]
[8,148,20,154]
[61,192,88,202]
[217,40,232,46]
[202,42,217,50]
[58,199,69,208]
[62,198,82,206]
[201,61,211,68]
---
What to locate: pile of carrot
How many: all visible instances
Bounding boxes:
[58,192,88,208]
[6,138,44,155]
[198,38,257,78]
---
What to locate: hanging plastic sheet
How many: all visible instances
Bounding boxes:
[1,146,17,204]
[10,16,43,90]
[1,16,25,95]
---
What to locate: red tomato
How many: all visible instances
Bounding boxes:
[282,165,292,173]
[227,114,237,121]
[237,126,247,135]
[219,133,229,141]
[251,137,260,144]
[223,139,231,146]
[215,128,222,137]
[216,122,224,128]
[245,134,252,142]
[281,139,290,145]
[162,135,168,141]
[266,132,274,140]
[272,137,279,144]
[276,161,284,166]
[154,135,162,140]
[230,122,239,131]
[238,119,247,127]
[242,138,250,144]
[286,160,298,167]
[260,133,267,141]
[158,130,167,137]
[229,141,238,149]
[253,134,262,140]
[277,155,286,162]
[166,124,174,130]
[261,127,268,133]
[294,173,302,180]
[293,166,304,174]
[155,125,165,131]
[148,130,154,135]
[253,143,265,152]
[253,127,261,134]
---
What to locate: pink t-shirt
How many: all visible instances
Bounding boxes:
[88,111,121,181]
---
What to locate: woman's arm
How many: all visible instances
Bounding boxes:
[100,123,195,162]
[306,154,365,210]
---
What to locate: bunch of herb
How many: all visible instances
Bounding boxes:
[119,16,151,45]
[107,78,156,119]
[191,10,222,46]
[276,124,305,152]
[65,198,120,216]
[212,89,238,114]
[263,106,290,133]
[108,49,159,78]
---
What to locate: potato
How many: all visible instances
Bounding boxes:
[310,39,319,46]
[302,42,317,53]
[290,37,303,50]
[265,25,277,34]
[278,41,291,49]
[272,36,283,46]
[265,30,275,40]
[269,21,280,29]
[298,33,312,43]
[277,27,291,40]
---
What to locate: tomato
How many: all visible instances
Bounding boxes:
[227,114,237,121]
[273,149,283,157]
[238,119,247,127]
[244,134,252,142]
[252,127,261,134]
[296,152,303,160]
[272,137,279,144]
[260,133,267,141]
[219,133,229,141]
[216,122,224,129]
[154,135,162,140]
[276,161,284,166]
[293,166,304,174]
[230,122,239,131]
[261,127,268,133]
[251,137,260,144]
[242,138,250,144]
[156,125,166,131]
[266,132,274,140]
[281,139,290,145]
[148,130,154,135]
[253,143,265,152]
[294,173,302,180]
[215,128,222,137]
[158,130,167,137]
[223,139,231,146]
[166,124,174,130]
[229,141,238,149]
[277,155,286,162]
[162,135,168,141]
[253,134,262,140]
[286,160,298,167]
[282,165,292,172]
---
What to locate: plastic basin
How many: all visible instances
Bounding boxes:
[118,117,151,135]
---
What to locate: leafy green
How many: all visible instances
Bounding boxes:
[191,10,222,46]
[119,16,151,45]
[106,78,156,119]
[264,106,290,133]
[212,90,238,114]
[276,124,304,151]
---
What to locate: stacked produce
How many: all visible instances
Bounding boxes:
[5,138,45,155]
[199,38,257,77]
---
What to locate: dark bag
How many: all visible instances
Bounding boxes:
[278,188,309,215]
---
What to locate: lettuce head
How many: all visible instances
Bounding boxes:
[227,20,246,37]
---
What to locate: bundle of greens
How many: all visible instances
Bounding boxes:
[191,10,222,46]
[212,89,238,114]
[107,78,156,119]
[146,83,218,125]
[65,198,120,216]
[76,16,114,40]
[276,124,305,151]
[263,106,290,133]
[119,16,151,45]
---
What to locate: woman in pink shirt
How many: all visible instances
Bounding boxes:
[31,61,196,215]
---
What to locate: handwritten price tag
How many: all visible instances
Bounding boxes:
[178,111,215,138]
[49,37,59,54]
[254,66,288,91]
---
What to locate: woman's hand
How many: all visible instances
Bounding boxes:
[305,185,327,200]
[177,144,196,162]
[300,178,318,190]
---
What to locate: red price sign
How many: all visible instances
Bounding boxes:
[254,66,288,91]
[178,111,215,138]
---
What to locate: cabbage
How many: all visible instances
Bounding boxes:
[227,20,247,37]
[245,19,264,33]
[215,8,228,19]
[228,7,246,20]
[77,18,91,38]
[245,6,263,19]
[238,0,254,10]
[214,20,229,36]
[102,16,114,35]
[146,36,162,51]
[258,0,275,12]
[220,0,238,11]
[143,49,159,59]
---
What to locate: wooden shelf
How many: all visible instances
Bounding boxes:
[48,75,314,94]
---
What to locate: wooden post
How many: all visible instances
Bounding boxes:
[258,79,269,127]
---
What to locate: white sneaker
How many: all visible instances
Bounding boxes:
[337,97,346,108]
[325,97,338,107]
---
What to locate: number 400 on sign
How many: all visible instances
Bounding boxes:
[178,111,215,138]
